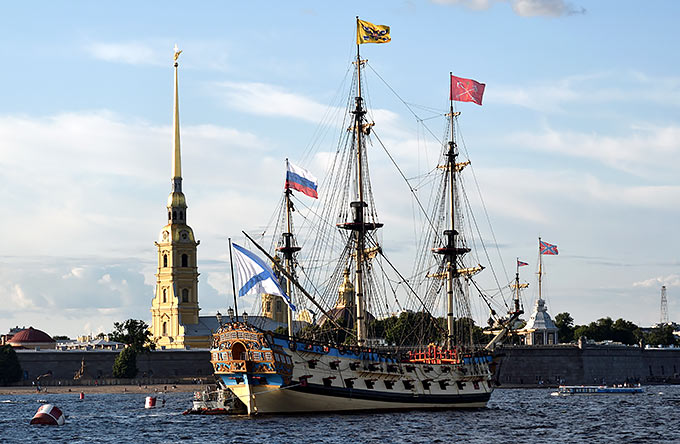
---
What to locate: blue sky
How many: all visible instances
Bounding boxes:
[1,0,679,337]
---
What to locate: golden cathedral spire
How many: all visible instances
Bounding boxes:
[167,44,187,221]
[172,44,182,180]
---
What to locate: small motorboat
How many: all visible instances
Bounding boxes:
[555,385,643,395]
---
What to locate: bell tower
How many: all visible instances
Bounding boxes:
[150,46,204,349]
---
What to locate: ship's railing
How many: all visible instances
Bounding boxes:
[406,345,461,364]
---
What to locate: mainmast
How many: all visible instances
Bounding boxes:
[337,41,383,346]
[352,43,368,346]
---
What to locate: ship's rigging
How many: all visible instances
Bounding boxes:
[242,48,519,351]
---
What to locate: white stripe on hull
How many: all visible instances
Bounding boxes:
[228,384,491,414]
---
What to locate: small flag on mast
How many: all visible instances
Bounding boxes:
[450,75,486,106]
[285,162,318,199]
[517,260,529,267]
[540,240,559,255]
[232,243,296,311]
[357,19,391,44]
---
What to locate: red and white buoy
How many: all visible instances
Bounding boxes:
[145,396,157,409]
[79,392,85,400]
[30,404,65,426]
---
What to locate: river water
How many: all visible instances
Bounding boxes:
[0,386,678,443]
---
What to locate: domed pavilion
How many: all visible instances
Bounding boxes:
[8,327,56,350]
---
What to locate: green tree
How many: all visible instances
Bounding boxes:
[110,319,155,352]
[645,325,678,347]
[612,318,642,344]
[554,312,575,343]
[573,317,640,345]
[371,311,444,346]
[0,345,22,384]
[112,347,138,379]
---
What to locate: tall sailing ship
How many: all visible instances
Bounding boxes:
[210,19,520,414]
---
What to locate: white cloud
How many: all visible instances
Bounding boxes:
[506,124,680,180]
[432,0,497,10]
[633,274,680,288]
[432,0,585,16]
[86,42,162,66]
[9,284,35,310]
[63,267,85,279]
[492,72,680,112]
[0,112,266,257]
[215,81,341,124]
[511,0,584,17]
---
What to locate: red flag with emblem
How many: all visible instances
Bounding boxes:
[450,75,485,106]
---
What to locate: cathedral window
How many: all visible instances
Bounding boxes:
[173,210,177,220]
[276,300,282,312]
[180,211,184,220]
[182,254,189,267]
[266,301,271,312]
[162,322,167,336]
[168,211,171,221]
[162,288,167,303]
[163,254,168,268]
[182,289,189,303]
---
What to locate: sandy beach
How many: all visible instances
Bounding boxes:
[0,383,211,396]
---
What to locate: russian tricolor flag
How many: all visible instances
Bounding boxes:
[285,162,318,199]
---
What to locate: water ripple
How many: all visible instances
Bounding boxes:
[0,387,678,443]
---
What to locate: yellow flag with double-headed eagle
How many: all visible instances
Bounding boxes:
[357,19,391,44]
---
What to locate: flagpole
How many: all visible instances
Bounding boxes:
[229,237,239,321]
[538,237,543,301]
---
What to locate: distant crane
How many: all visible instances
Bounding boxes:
[660,285,669,325]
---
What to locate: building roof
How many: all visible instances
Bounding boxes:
[8,327,55,344]
[180,315,308,347]
[523,298,558,331]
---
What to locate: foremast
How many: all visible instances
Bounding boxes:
[277,159,302,339]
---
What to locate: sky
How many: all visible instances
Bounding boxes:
[1,0,679,338]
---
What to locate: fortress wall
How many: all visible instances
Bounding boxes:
[495,345,583,385]
[14,345,680,386]
[496,344,680,386]
[15,349,212,381]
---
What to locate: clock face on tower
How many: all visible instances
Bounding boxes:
[162,230,170,241]
[181,230,189,241]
